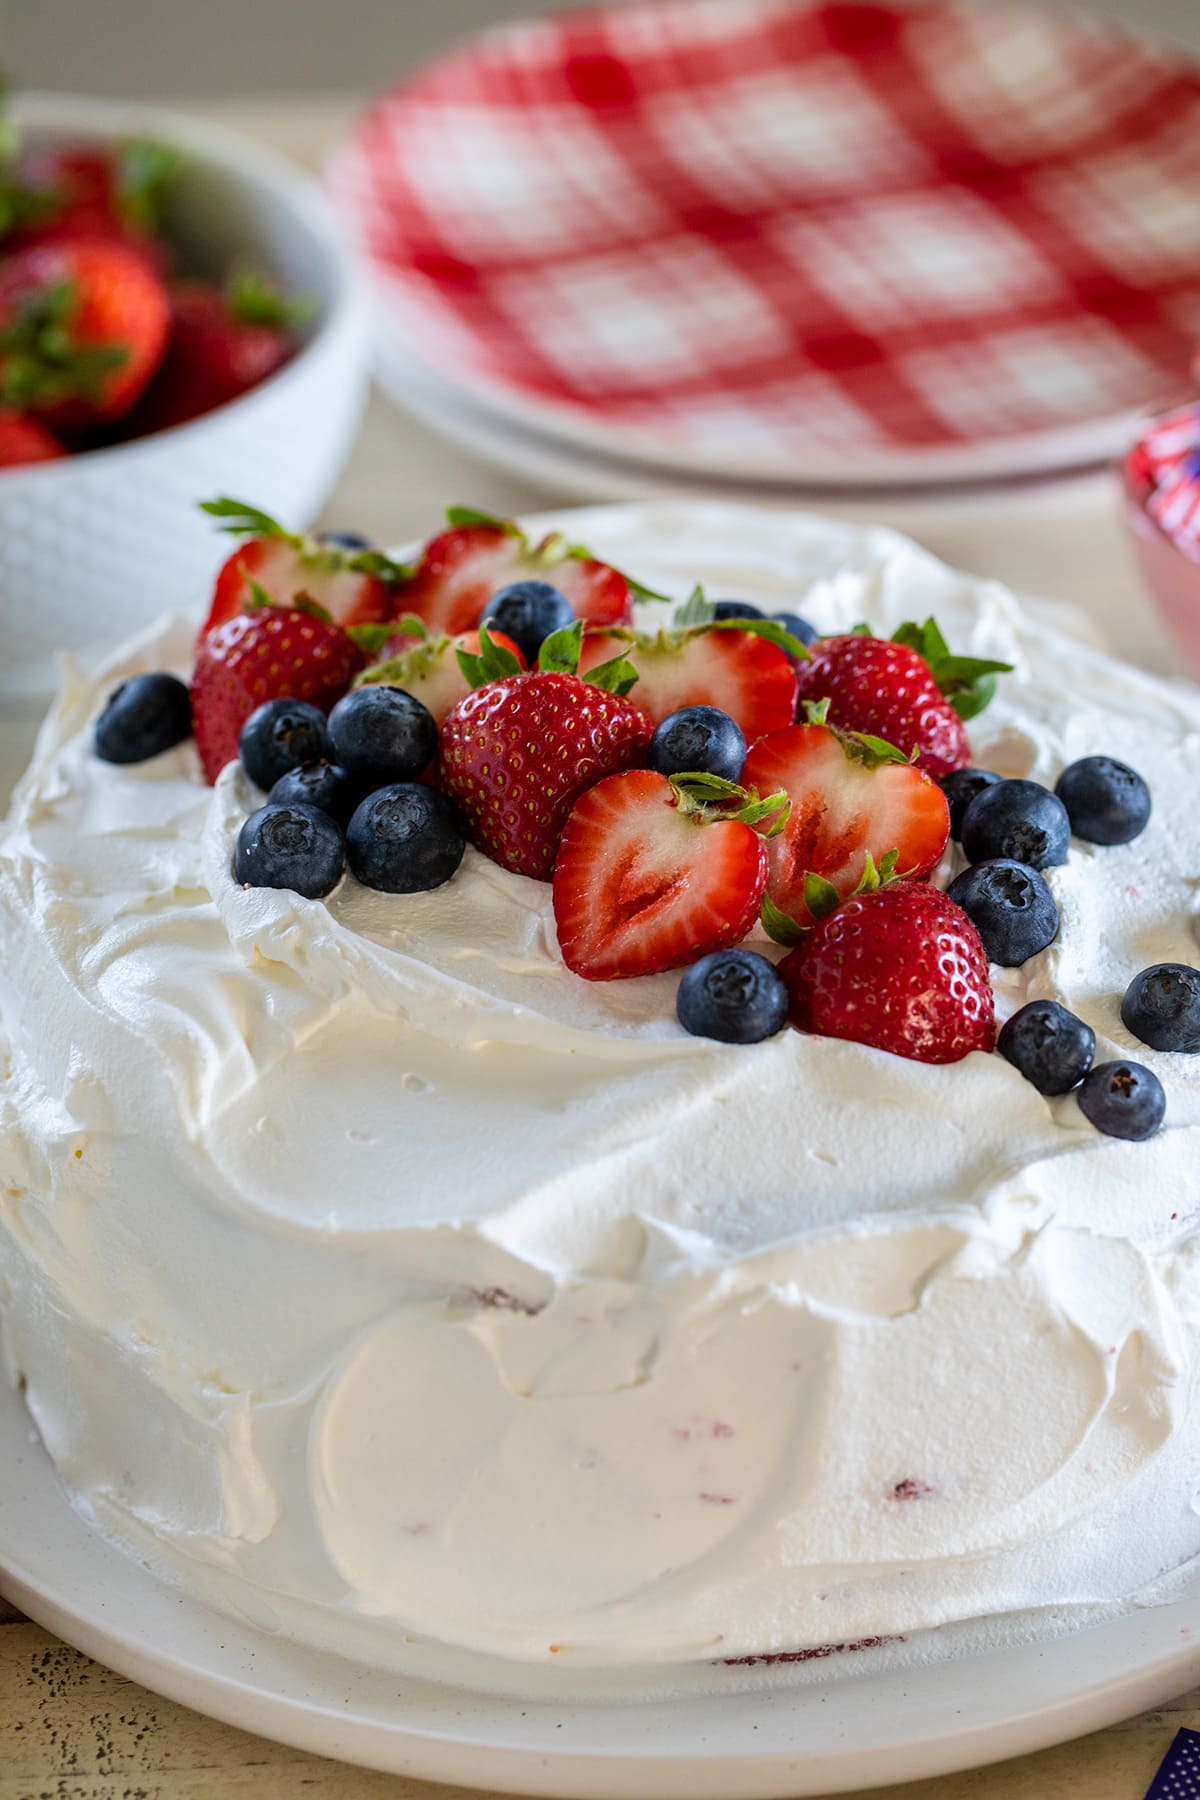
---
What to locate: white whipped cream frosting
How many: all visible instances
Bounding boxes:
[2,503,1199,1685]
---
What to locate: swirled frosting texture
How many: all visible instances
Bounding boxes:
[1,504,1199,1680]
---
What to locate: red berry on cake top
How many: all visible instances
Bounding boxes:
[794,618,1011,781]
[553,769,788,980]
[741,706,950,930]
[198,498,404,638]
[439,623,653,880]
[780,882,996,1064]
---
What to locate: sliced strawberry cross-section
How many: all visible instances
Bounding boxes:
[390,505,655,638]
[353,618,527,726]
[553,769,789,980]
[198,496,406,642]
[578,620,801,742]
[742,709,950,931]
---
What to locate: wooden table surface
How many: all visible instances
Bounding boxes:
[2,94,1198,1800]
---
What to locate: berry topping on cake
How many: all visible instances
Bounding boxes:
[649,705,747,783]
[268,760,358,827]
[946,858,1059,966]
[440,626,652,880]
[191,608,361,784]
[480,580,576,662]
[1077,1060,1166,1140]
[939,766,1002,840]
[328,685,439,784]
[346,785,466,894]
[773,609,818,648]
[1121,963,1200,1054]
[998,999,1096,1095]
[577,604,801,739]
[780,883,995,1064]
[1055,755,1152,846]
[959,779,1070,870]
[742,709,950,931]
[238,697,330,791]
[676,948,789,1043]
[234,801,345,899]
[353,622,526,728]
[93,671,192,764]
[553,770,787,980]
[711,599,764,620]
[794,619,1010,780]
[198,498,404,638]
[390,506,649,638]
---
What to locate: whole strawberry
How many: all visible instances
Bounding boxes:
[191,606,362,783]
[0,241,169,430]
[795,619,1010,781]
[132,272,306,434]
[780,882,995,1064]
[0,410,65,465]
[440,624,652,879]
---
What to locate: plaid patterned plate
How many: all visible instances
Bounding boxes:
[331,0,1200,486]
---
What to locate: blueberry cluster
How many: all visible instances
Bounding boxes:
[941,754,1192,1139]
[233,688,465,900]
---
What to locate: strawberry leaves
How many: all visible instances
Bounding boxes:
[201,495,297,543]
[891,617,1012,721]
[670,585,809,659]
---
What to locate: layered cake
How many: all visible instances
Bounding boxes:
[1,501,1198,1684]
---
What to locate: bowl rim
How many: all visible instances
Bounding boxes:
[0,91,367,485]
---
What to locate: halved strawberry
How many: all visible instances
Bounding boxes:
[577,621,799,741]
[391,506,648,637]
[553,769,788,980]
[742,713,949,929]
[354,620,526,725]
[197,497,405,642]
[191,606,362,783]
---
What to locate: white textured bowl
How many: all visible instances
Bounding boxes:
[1,95,370,703]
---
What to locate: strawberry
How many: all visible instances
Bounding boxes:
[439,625,652,879]
[794,620,1011,781]
[391,506,649,637]
[197,498,403,641]
[191,606,362,784]
[7,139,178,269]
[741,710,949,929]
[130,271,305,434]
[553,769,788,980]
[354,620,526,726]
[0,410,65,464]
[779,882,995,1064]
[578,624,799,740]
[0,241,169,429]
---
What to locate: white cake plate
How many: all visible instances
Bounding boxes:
[2,1381,1199,1797]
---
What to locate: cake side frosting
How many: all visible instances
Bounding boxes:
[1,502,1199,1676]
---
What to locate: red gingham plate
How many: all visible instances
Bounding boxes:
[329,0,1200,487]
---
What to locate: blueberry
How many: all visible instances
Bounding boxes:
[1120,963,1200,1053]
[711,599,764,621]
[317,529,372,550]
[1076,1059,1166,1140]
[268,760,359,827]
[649,706,747,782]
[94,672,192,764]
[328,686,438,782]
[998,999,1095,1095]
[239,698,330,790]
[960,779,1070,870]
[946,858,1059,966]
[480,580,574,661]
[1054,755,1151,846]
[234,802,345,899]
[939,767,1002,840]
[677,949,789,1044]
[346,784,466,893]
[772,609,818,646]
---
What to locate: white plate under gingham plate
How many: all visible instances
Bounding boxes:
[329,0,1200,489]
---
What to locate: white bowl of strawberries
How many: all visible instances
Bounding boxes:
[0,93,367,703]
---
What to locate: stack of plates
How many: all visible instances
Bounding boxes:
[329,0,1200,502]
